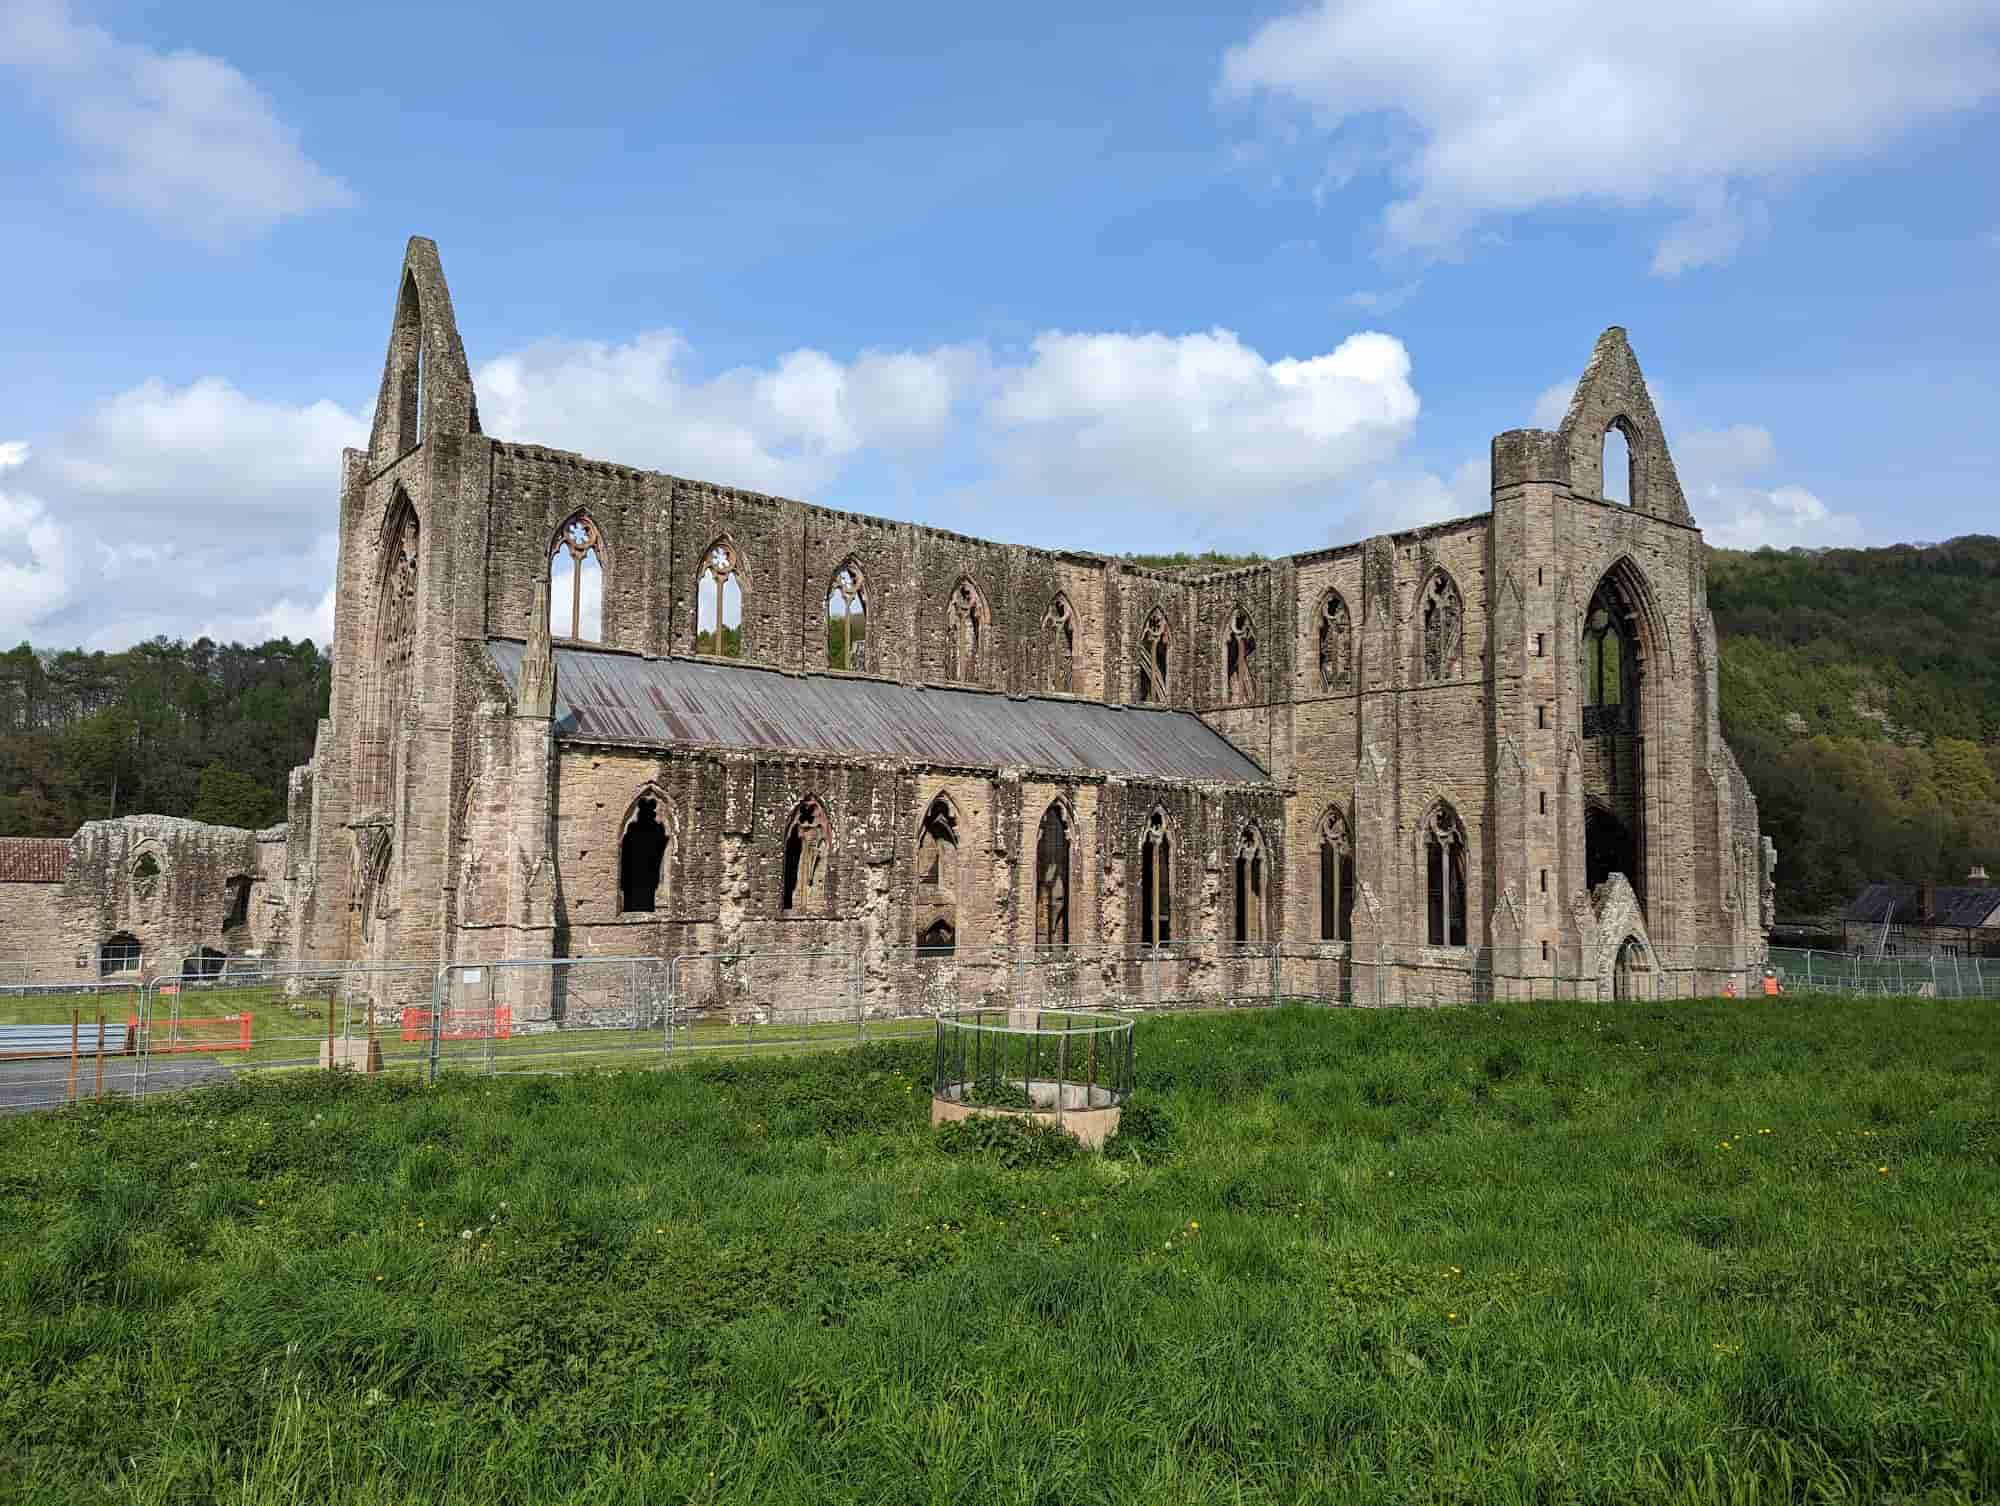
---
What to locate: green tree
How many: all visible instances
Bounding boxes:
[191,763,283,830]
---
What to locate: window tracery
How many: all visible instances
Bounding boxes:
[1319,808,1354,943]
[1234,824,1268,943]
[1137,610,1170,704]
[915,795,958,952]
[781,797,831,914]
[1582,582,1635,736]
[1041,595,1075,694]
[1317,591,1352,692]
[695,539,743,657]
[945,578,986,682]
[1226,609,1258,705]
[1035,801,1071,947]
[549,512,604,643]
[827,562,867,671]
[1424,803,1468,947]
[1420,571,1462,683]
[1138,808,1173,947]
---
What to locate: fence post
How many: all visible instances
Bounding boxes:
[427,965,447,1084]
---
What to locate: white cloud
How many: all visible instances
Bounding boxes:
[1695,484,1863,551]
[1677,423,1778,478]
[988,328,1418,509]
[1220,0,2000,273]
[1350,456,1489,533]
[0,0,353,242]
[1340,281,1420,315]
[1531,382,1574,429]
[475,333,984,498]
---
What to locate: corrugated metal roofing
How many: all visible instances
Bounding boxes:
[486,641,1271,784]
[1843,882,2000,928]
[0,838,68,883]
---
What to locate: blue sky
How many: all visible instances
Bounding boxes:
[1,0,1995,648]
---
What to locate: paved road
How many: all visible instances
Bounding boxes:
[0,1055,239,1114]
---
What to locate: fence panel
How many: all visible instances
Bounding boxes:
[0,981,146,1113]
[428,957,675,1077]
[665,949,866,1057]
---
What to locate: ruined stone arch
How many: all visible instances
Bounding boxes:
[1225,605,1259,705]
[695,534,745,658]
[1233,821,1270,943]
[1137,607,1172,704]
[1601,415,1641,507]
[1318,805,1355,942]
[1314,588,1353,692]
[1418,798,1469,947]
[826,558,868,671]
[914,792,960,952]
[360,491,421,814]
[944,575,990,684]
[549,509,606,644]
[1034,797,1073,947]
[1040,593,1076,694]
[1417,568,1463,684]
[1137,804,1175,947]
[781,794,832,915]
[99,932,142,977]
[617,785,678,915]
[1579,554,1669,924]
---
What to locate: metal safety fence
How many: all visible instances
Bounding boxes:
[3,938,1992,1117]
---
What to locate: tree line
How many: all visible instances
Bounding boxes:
[0,638,328,837]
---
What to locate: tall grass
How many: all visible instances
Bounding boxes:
[0,997,1994,1504]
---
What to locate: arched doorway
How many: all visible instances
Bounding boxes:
[1612,936,1651,1001]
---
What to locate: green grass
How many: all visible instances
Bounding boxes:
[1,997,1995,1504]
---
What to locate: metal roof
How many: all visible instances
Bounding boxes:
[0,838,68,883]
[1843,882,2000,928]
[486,640,1271,784]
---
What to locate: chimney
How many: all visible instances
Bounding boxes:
[1971,864,1990,883]
[1920,877,1938,923]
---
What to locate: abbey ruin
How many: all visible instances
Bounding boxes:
[0,238,1774,1006]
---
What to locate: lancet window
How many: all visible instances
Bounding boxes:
[1138,808,1173,948]
[1318,591,1352,692]
[1137,610,1171,704]
[945,578,986,683]
[1034,801,1072,947]
[1420,571,1462,683]
[1424,803,1468,948]
[1319,809,1354,943]
[549,512,604,643]
[1226,609,1258,705]
[696,540,744,657]
[1041,596,1076,694]
[1234,825,1268,943]
[782,798,831,914]
[827,563,867,671]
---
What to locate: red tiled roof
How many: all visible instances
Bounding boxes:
[0,837,69,883]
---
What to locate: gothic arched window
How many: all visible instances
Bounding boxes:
[1138,807,1173,947]
[1424,802,1468,947]
[1319,808,1354,943]
[549,512,604,643]
[945,577,986,683]
[1035,800,1071,947]
[1420,570,1462,683]
[914,795,958,952]
[1234,824,1268,943]
[618,792,675,914]
[1582,582,1636,736]
[1317,591,1352,692]
[1226,609,1258,705]
[1041,595,1076,694]
[827,562,868,671]
[370,497,421,812]
[696,539,744,657]
[781,797,831,914]
[1137,610,1171,704]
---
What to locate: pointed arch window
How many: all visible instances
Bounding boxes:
[1319,808,1354,943]
[368,498,421,812]
[550,513,604,643]
[1137,610,1171,704]
[619,792,675,914]
[1582,582,1636,737]
[393,273,424,454]
[827,562,867,671]
[1420,571,1463,683]
[1318,591,1353,692]
[99,933,142,977]
[1041,595,1076,694]
[915,795,958,952]
[945,578,986,683]
[1226,608,1258,704]
[1138,808,1173,948]
[1424,803,1468,947]
[1035,801,1072,947]
[1602,420,1634,505]
[696,540,743,657]
[1234,825,1268,943]
[781,797,831,914]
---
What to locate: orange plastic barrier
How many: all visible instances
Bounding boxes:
[401,1007,512,1043]
[139,1012,253,1054]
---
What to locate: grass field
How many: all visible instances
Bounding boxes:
[1,997,1995,1504]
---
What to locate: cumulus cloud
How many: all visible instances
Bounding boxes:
[475,334,984,498]
[988,328,1418,508]
[1350,456,1490,534]
[1219,0,2000,273]
[0,0,353,242]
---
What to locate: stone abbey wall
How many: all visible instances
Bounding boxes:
[0,237,1773,999]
